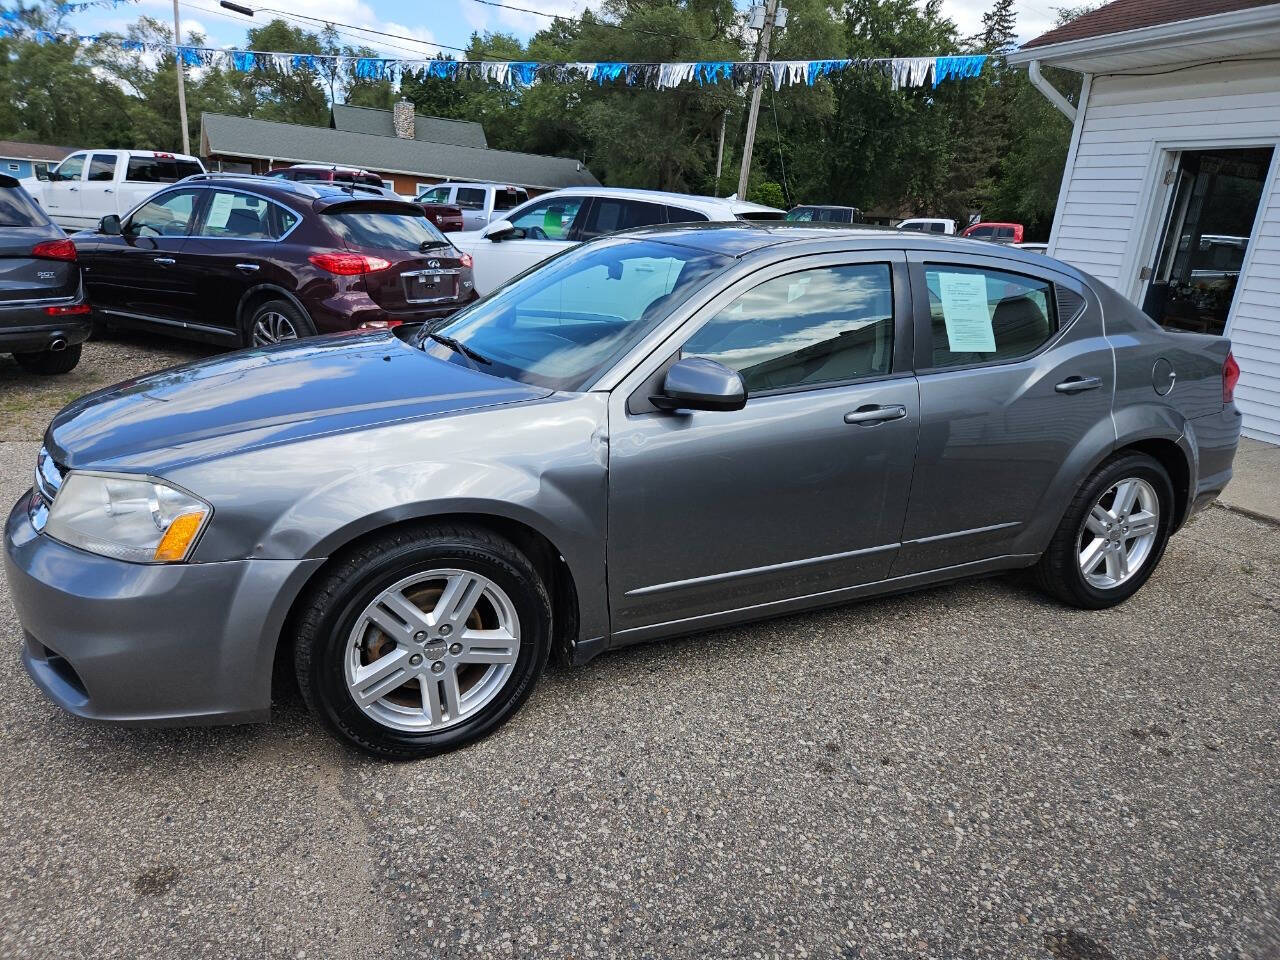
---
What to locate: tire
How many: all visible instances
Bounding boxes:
[243,298,316,348]
[13,343,82,375]
[293,523,552,759]
[1034,451,1175,609]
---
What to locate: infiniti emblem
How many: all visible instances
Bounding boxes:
[427,259,440,268]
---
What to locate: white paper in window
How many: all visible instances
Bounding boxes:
[937,271,996,352]
[206,192,236,230]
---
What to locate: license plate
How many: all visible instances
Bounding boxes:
[404,271,457,303]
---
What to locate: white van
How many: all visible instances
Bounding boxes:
[896,217,957,235]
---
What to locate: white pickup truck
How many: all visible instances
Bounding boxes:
[23,150,205,232]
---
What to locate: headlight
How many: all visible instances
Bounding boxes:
[44,472,211,564]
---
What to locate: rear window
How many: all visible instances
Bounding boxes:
[125,156,203,183]
[0,184,49,227]
[323,207,447,251]
[736,210,786,221]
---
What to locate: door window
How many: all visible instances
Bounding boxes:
[967,226,995,238]
[666,206,709,224]
[87,154,117,182]
[455,188,486,210]
[682,263,895,393]
[923,265,1057,368]
[200,190,297,240]
[493,188,526,211]
[507,196,586,240]
[50,154,85,182]
[127,189,201,238]
[929,223,947,233]
[786,207,816,222]
[579,199,667,239]
[124,156,204,183]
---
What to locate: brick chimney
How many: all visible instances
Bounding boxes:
[392,99,415,139]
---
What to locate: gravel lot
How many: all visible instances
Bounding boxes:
[1,334,1278,959]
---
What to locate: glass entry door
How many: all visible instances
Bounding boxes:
[1141,146,1273,336]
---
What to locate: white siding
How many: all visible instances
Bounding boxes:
[1047,61,1280,443]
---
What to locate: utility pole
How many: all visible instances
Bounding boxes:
[172,0,190,154]
[736,0,777,200]
[714,108,728,194]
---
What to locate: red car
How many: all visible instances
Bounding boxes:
[417,201,465,233]
[962,221,1025,243]
[267,164,388,191]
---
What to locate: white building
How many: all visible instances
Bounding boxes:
[1009,0,1280,444]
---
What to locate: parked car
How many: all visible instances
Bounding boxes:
[963,221,1025,243]
[1015,242,1049,254]
[74,174,476,347]
[897,217,957,234]
[786,204,863,224]
[266,165,389,192]
[412,197,465,233]
[0,175,90,374]
[450,186,786,295]
[417,182,530,231]
[5,225,1242,758]
[22,150,205,233]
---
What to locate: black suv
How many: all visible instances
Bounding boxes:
[0,175,90,374]
[75,174,476,347]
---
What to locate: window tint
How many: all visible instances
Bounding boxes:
[0,185,49,227]
[786,207,816,222]
[51,154,85,182]
[124,156,203,183]
[924,265,1057,368]
[996,227,1015,240]
[667,205,710,224]
[493,188,526,211]
[579,199,667,239]
[418,186,451,204]
[967,226,994,238]
[929,223,946,233]
[736,210,786,221]
[818,208,853,223]
[455,188,486,210]
[87,154,117,182]
[201,190,297,240]
[898,221,922,232]
[682,264,895,393]
[323,207,446,250]
[508,196,585,240]
[128,190,200,238]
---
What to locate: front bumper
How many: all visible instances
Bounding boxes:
[4,491,323,726]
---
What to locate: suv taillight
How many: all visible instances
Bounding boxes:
[1223,351,1240,405]
[459,253,473,269]
[308,252,391,276]
[32,238,76,261]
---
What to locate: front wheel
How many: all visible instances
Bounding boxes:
[1034,452,1175,609]
[293,523,551,759]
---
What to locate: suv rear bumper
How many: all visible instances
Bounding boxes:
[0,295,91,353]
[311,289,479,334]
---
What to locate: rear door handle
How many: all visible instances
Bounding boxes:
[235,263,260,273]
[1055,375,1103,394]
[153,257,175,265]
[844,404,908,425]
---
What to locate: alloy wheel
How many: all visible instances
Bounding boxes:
[344,569,522,733]
[1077,477,1160,589]
[252,311,299,345]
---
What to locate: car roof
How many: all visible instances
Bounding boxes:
[537,185,782,215]
[174,173,416,208]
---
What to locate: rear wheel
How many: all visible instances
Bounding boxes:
[293,523,551,759]
[13,343,81,375]
[1034,452,1174,608]
[244,298,316,348]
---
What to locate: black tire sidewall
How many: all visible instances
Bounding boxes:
[244,298,316,347]
[13,343,82,374]
[304,535,550,758]
[1063,454,1175,606]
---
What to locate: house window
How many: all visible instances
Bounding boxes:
[6,163,18,172]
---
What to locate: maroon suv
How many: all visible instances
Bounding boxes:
[75,174,477,346]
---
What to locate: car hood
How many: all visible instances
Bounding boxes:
[46,330,552,471]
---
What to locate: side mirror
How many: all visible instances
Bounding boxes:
[98,214,122,236]
[482,219,518,242]
[652,357,747,412]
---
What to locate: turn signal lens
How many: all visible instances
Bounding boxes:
[32,238,77,261]
[1223,351,1240,405]
[308,252,391,275]
[153,511,208,562]
[459,253,473,269]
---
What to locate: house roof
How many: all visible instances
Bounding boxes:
[1022,0,1278,49]
[200,113,598,191]
[0,140,73,163]
[329,104,488,148]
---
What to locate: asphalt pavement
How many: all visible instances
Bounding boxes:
[1,336,1278,959]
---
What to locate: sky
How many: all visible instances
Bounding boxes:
[74,0,1062,63]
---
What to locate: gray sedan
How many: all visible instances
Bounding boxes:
[4,225,1242,758]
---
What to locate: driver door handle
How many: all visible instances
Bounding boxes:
[844,404,907,425]
[153,257,175,265]
[235,263,260,273]
[1055,375,1103,394]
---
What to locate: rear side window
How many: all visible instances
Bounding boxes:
[0,185,49,227]
[996,227,1015,240]
[87,154,117,182]
[667,206,709,224]
[125,157,204,183]
[924,265,1057,368]
[201,190,297,240]
[324,207,446,250]
[493,188,525,211]
[579,199,666,239]
[682,263,895,393]
[929,223,946,233]
[455,188,486,210]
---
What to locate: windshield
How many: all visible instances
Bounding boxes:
[425,238,729,391]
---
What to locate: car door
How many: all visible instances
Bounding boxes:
[893,252,1111,575]
[606,252,919,639]
[78,153,119,226]
[41,152,86,225]
[470,194,588,295]
[79,187,205,329]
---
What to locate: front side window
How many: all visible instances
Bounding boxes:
[786,207,816,222]
[579,199,666,239]
[899,221,923,232]
[967,226,995,239]
[428,238,729,390]
[455,188,486,210]
[924,265,1057,368]
[418,186,449,203]
[507,196,585,241]
[87,154,117,182]
[201,190,297,240]
[51,154,85,182]
[128,190,201,238]
[682,263,895,393]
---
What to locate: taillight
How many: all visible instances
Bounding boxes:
[459,253,473,269]
[1223,351,1240,405]
[44,303,91,316]
[308,252,391,276]
[32,238,76,261]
